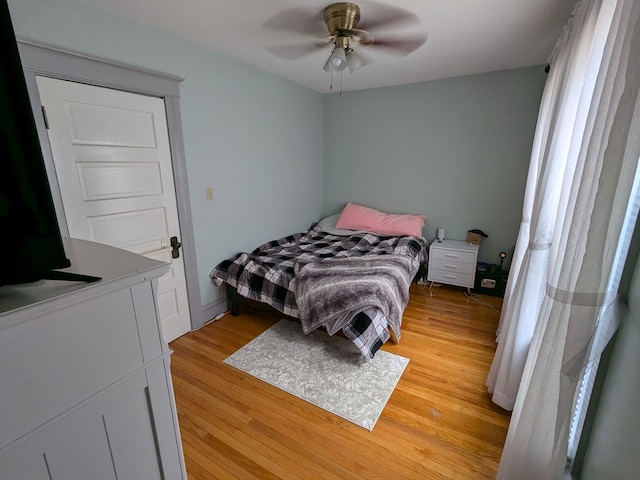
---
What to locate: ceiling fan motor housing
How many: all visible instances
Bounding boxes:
[324,2,361,35]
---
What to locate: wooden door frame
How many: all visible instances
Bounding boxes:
[18,38,204,330]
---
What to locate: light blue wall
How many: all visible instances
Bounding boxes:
[8,0,546,307]
[324,67,546,264]
[7,0,325,307]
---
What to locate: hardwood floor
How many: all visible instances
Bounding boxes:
[169,283,511,479]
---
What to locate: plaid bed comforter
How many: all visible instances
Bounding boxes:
[210,222,427,359]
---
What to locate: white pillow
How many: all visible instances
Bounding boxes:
[316,214,367,236]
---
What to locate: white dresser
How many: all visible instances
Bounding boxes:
[0,238,187,480]
[427,239,479,292]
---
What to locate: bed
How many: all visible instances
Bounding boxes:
[210,204,427,361]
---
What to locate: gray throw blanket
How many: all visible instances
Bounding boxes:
[293,254,415,342]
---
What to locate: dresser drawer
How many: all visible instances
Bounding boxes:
[0,287,144,449]
[430,247,476,264]
[428,269,474,288]
[430,258,476,275]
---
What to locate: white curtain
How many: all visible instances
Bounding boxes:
[486,0,640,477]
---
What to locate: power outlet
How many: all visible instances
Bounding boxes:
[205,187,214,201]
[481,278,496,288]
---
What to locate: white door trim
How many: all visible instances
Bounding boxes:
[17,38,205,330]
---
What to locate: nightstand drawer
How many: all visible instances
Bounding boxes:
[430,248,476,264]
[430,258,475,275]
[428,269,474,287]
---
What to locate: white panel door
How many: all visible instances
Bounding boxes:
[36,76,190,342]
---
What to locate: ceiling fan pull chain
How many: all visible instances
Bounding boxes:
[340,69,344,96]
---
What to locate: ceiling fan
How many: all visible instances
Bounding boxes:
[264,2,427,90]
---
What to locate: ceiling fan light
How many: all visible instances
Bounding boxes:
[346,50,364,73]
[329,47,347,71]
[323,54,332,72]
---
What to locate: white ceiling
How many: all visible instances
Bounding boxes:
[77,0,577,94]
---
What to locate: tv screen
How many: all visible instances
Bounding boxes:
[0,0,71,286]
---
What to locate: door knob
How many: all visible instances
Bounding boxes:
[170,236,182,259]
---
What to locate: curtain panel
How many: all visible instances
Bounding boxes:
[487,0,604,411]
[488,0,640,477]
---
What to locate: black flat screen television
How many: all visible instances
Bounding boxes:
[0,0,99,286]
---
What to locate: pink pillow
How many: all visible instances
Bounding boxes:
[335,203,425,237]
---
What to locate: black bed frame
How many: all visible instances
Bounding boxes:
[225,283,252,316]
[225,283,298,320]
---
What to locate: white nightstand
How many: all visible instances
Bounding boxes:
[427,240,479,293]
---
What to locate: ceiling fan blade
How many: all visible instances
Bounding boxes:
[370,33,428,56]
[357,3,420,32]
[262,7,327,36]
[265,41,327,61]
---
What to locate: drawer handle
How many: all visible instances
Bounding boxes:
[444,264,458,269]
[445,254,459,258]
[444,274,457,279]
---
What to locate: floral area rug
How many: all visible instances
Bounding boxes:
[223,319,409,430]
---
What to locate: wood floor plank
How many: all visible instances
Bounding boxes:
[170,284,510,479]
